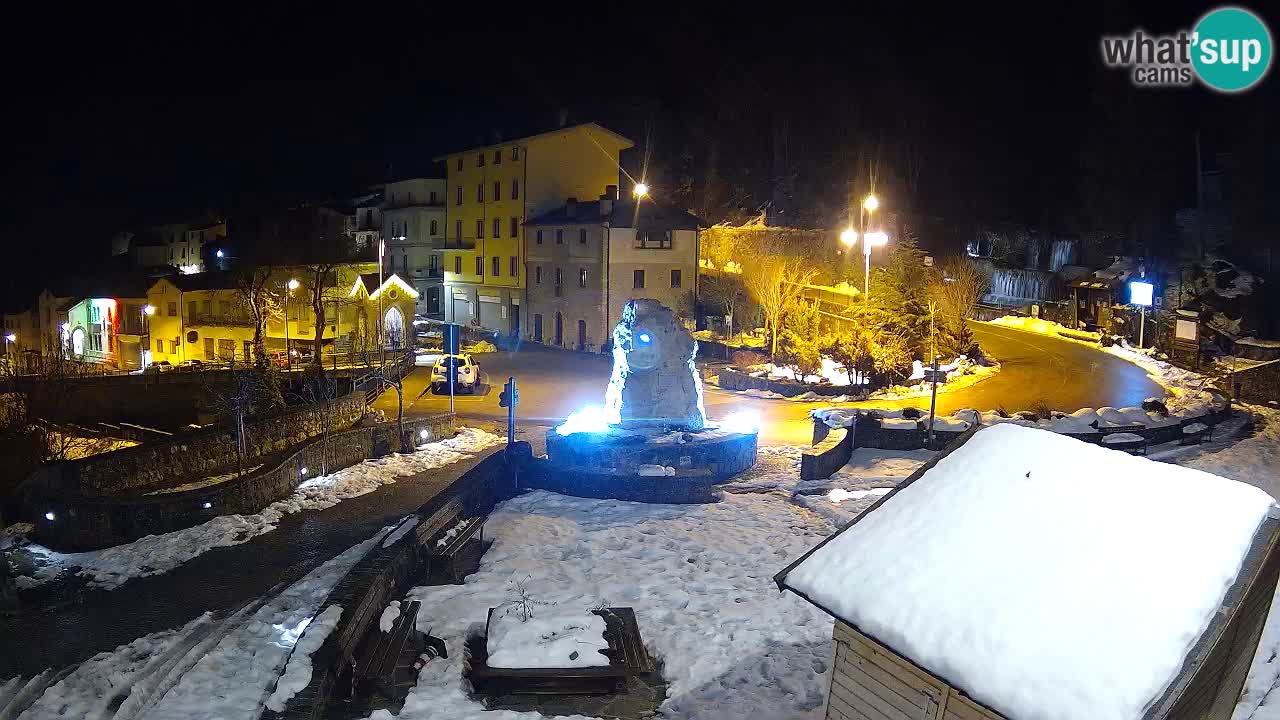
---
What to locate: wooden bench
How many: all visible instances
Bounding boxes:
[350,600,424,700]
[428,515,487,584]
[1180,421,1216,445]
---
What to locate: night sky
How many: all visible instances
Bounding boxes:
[1,2,1273,309]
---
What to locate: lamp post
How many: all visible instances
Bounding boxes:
[859,194,881,302]
[286,278,300,371]
[633,182,650,198]
[4,333,15,360]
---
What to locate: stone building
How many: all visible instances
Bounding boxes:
[381,178,446,317]
[524,189,701,352]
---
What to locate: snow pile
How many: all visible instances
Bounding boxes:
[828,487,891,504]
[1101,432,1145,445]
[760,357,867,387]
[379,600,402,633]
[394,489,834,719]
[637,464,677,477]
[783,424,1276,720]
[20,532,383,720]
[486,610,611,669]
[880,417,918,430]
[265,603,344,712]
[381,516,420,549]
[18,428,501,590]
[990,314,1099,339]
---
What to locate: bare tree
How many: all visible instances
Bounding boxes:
[300,366,342,475]
[741,253,816,357]
[235,267,286,411]
[930,257,991,357]
[203,361,274,476]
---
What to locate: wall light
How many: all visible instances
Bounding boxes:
[300,467,308,476]
[201,501,213,510]
[419,429,430,440]
[44,511,56,521]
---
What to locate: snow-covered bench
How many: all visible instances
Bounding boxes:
[428,515,487,584]
[351,599,427,700]
[1181,422,1214,446]
[1100,431,1148,455]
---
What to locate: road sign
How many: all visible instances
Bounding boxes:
[443,323,461,355]
[501,376,518,445]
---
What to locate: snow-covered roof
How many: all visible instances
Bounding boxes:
[777,423,1277,720]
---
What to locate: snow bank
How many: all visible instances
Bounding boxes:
[379,600,402,633]
[19,428,501,591]
[486,610,610,668]
[381,516,420,549]
[784,424,1276,720]
[265,603,344,712]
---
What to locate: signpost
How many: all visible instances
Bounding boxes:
[443,323,461,414]
[1129,280,1154,349]
[499,376,519,446]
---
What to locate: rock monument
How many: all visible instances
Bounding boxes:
[604,299,708,430]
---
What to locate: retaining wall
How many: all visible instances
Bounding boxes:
[266,446,522,720]
[25,413,456,551]
[801,427,852,481]
[716,367,854,398]
[1232,360,1280,403]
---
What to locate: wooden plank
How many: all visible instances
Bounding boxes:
[827,691,875,720]
[836,642,926,710]
[945,694,1003,720]
[840,658,931,720]
[840,625,947,704]
[829,669,914,720]
[830,681,895,720]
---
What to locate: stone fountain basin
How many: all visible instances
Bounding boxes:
[544,426,757,484]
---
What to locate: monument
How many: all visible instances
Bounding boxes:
[537,299,758,503]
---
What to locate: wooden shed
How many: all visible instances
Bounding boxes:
[775,425,1280,720]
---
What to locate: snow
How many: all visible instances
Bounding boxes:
[435,519,469,548]
[827,487,890,503]
[391,488,835,719]
[637,464,676,476]
[783,423,1276,720]
[486,610,611,669]
[1101,432,1145,444]
[379,600,402,633]
[18,531,383,720]
[265,603,344,712]
[879,417,918,430]
[382,515,420,548]
[1184,422,1209,434]
[989,314,1100,340]
[15,428,501,591]
[1239,338,1280,348]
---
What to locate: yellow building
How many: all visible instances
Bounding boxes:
[433,123,633,335]
[145,264,417,366]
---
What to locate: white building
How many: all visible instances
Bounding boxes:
[382,178,447,316]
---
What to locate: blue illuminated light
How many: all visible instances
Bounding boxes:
[637,333,652,344]
[1129,281,1154,307]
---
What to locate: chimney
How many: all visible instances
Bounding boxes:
[566,197,578,218]
[599,191,614,217]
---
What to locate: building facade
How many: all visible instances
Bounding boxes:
[381,178,446,317]
[434,123,634,336]
[524,191,700,352]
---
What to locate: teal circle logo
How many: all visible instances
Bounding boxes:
[1192,7,1272,92]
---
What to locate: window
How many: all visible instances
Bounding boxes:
[455,186,463,206]
[555,229,564,244]
[510,256,518,277]
[671,269,682,288]
[494,149,502,165]
[430,219,438,235]
[492,256,500,277]
[476,219,484,239]
[535,266,542,284]
[476,257,484,276]
[456,220,463,242]
[493,181,501,201]
[187,300,198,318]
[455,157,462,171]
[536,230,543,245]
[635,230,674,249]
[512,146,520,161]
[633,269,645,289]
[155,338,163,353]
[243,340,252,360]
[476,184,484,202]
[511,179,519,199]
[579,228,587,244]
[510,217,519,238]
[166,302,177,317]
[579,268,587,288]
[554,268,562,286]
[201,300,212,315]
[218,300,232,317]
[493,217,501,239]
[454,256,462,274]
[477,153,485,167]
[429,190,438,204]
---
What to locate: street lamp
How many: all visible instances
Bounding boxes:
[143,304,156,316]
[863,231,889,301]
[286,279,300,371]
[863,194,880,212]
[839,228,858,249]
[633,182,650,198]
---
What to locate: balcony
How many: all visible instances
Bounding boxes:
[430,238,476,250]
[414,267,444,281]
[188,313,256,328]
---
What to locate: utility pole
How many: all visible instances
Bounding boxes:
[1195,130,1205,261]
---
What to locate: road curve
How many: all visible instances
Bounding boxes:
[391,325,1165,447]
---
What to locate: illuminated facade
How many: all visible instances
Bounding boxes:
[434,123,634,335]
[382,178,446,316]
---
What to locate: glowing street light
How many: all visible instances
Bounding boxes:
[215,249,225,258]
[863,194,880,212]
[287,278,300,291]
[142,304,156,316]
[862,231,889,301]
[285,279,300,371]
[839,228,858,248]
[633,182,650,198]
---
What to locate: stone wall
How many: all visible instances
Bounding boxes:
[717,367,852,398]
[27,394,367,498]
[800,427,852,482]
[521,462,724,504]
[1232,360,1280,403]
[25,413,456,551]
[265,446,522,720]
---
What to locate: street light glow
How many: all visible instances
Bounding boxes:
[4,333,15,342]
[287,279,300,291]
[840,228,858,248]
[863,194,880,212]
[142,305,156,315]
[215,249,225,258]
[864,231,889,248]
[633,182,649,198]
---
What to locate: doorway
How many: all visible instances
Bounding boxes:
[554,312,563,347]
[577,319,586,351]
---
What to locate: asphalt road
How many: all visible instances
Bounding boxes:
[390,322,1165,447]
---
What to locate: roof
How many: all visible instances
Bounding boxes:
[1069,257,1139,289]
[156,272,240,293]
[776,423,1276,720]
[432,122,634,160]
[45,275,151,301]
[525,199,704,230]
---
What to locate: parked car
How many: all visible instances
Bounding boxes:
[431,353,480,393]
[148,360,173,373]
[176,359,205,372]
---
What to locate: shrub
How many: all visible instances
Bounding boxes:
[730,350,766,370]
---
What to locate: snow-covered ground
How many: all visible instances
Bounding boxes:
[10,531,384,720]
[12,428,502,591]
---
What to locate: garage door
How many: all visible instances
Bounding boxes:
[477,298,500,330]
[451,298,471,325]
